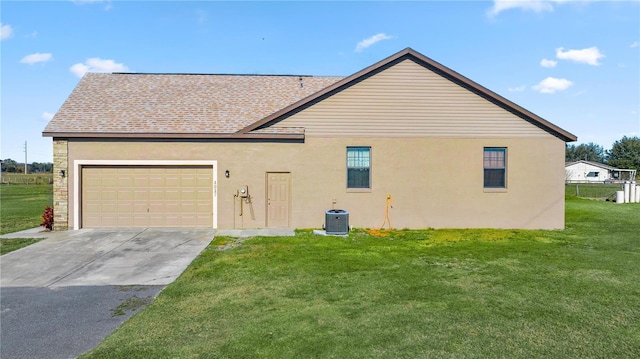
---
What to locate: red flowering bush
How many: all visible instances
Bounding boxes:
[41,206,54,230]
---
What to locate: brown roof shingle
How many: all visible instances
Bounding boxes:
[43,48,576,142]
[43,73,342,136]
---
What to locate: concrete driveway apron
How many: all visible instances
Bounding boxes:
[1,228,214,359]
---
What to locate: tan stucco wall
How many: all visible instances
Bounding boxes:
[63,136,566,230]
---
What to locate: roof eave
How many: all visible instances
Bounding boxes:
[42,131,305,141]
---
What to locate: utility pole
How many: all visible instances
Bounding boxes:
[24,141,28,174]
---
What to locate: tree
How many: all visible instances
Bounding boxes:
[1,159,53,173]
[31,162,53,173]
[565,142,605,163]
[606,136,640,175]
[1,158,20,173]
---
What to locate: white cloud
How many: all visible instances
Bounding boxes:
[630,41,639,48]
[355,33,394,52]
[556,47,605,66]
[532,77,573,94]
[508,85,526,92]
[42,112,55,121]
[70,57,129,77]
[540,58,557,68]
[487,0,554,17]
[1,23,13,40]
[20,52,53,65]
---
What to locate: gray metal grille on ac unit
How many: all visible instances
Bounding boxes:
[325,210,349,235]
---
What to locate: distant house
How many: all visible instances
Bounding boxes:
[43,48,577,231]
[565,160,636,183]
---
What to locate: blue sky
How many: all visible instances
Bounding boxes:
[1,0,638,163]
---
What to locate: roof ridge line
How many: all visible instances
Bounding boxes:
[109,72,344,77]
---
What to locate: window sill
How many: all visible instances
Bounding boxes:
[484,188,508,193]
[347,188,372,193]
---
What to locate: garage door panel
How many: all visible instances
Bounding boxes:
[149,202,164,213]
[197,189,212,200]
[181,177,196,187]
[82,166,213,228]
[117,216,133,227]
[118,203,134,213]
[181,203,196,212]
[101,190,117,200]
[197,216,211,226]
[165,202,180,212]
[133,203,148,213]
[84,203,101,213]
[84,190,101,201]
[117,176,133,187]
[181,190,196,200]
[196,203,210,213]
[165,215,180,227]
[118,190,133,200]
[133,215,148,227]
[165,177,180,187]
[181,216,197,226]
[165,190,180,200]
[100,215,118,227]
[101,177,117,187]
[134,190,148,201]
[101,203,117,213]
[149,190,164,201]
[133,177,149,187]
[149,177,164,187]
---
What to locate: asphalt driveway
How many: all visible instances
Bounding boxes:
[1,228,214,359]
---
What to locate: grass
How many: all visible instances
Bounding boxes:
[565,183,624,200]
[0,237,45,255]
[0,184,52,254]
[82,197,640,358]
[0,173,53,185]
[0,184,52,235]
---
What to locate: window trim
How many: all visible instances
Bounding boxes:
[346,146,371,190]
[483,147,507,191]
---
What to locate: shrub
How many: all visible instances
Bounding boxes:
[41,206,54,230]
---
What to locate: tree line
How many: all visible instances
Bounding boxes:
[566,136,640,173]
[1,159,53,173]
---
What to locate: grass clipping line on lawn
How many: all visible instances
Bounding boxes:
[83,198,640,359]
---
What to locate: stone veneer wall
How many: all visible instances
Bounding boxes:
[53,139,68,230]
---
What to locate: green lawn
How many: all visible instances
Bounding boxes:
[0,184,52,235]
[83,197,640,358]
[0,173,53,185]
[565,183,623,200]
[0,184,52,254]
[0,237,46,255]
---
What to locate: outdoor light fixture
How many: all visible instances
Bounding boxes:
[225,170,230,178]
[60,170,66,178]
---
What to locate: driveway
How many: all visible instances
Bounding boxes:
[1,228,214,359]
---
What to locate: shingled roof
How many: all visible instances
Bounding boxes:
[43,48,577,142]
[43,73,342,138]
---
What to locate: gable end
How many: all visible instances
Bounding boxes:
[241,48,576,142]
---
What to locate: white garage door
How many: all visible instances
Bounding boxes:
[82,166,213,228]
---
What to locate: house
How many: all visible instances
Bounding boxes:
[565,160,637,183]
[43,48,577,231]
